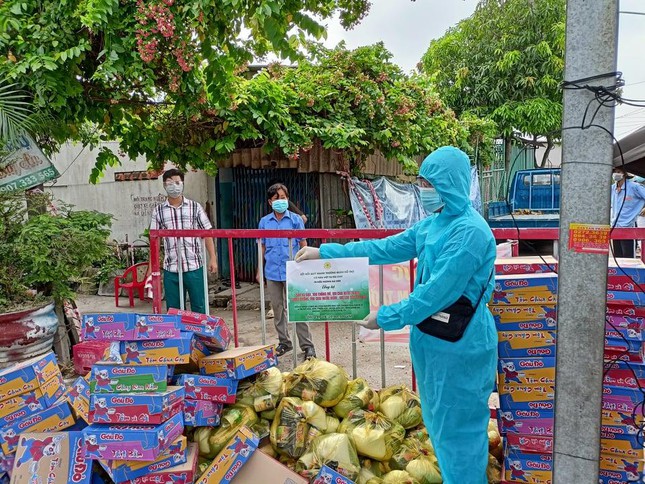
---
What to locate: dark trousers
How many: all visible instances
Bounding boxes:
[613,239,635,259]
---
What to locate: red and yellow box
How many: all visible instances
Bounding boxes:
[196,426,259,484]
[0,352,61,403]
[122,442,198,484]
[199,345,277,380]
[498,331,556,358]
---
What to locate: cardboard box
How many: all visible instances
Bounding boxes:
[120,333,192,365]
[490,290,557,307]
[0,352,61,403]
[167,308,232,351]
[183,399,223,427]
[498,358,556,387]
[195,426,259,484]
[121,443,198,484]
[82,314,181,341]
[495,257,558,275]
[101,436,187,483]
[601,408,643,428]
[175,374,238,403]
[607,303,645,319]
[89,386,185,424]
[312,465,356,484]
[503,450,552,484]
[598,468,644,484]
[191,337,214,364]
[0,448,13,477]
[0,373,65,426]
[600,424,642,448]
[230,447,308,483]
[603,361,645,389]
[498,386,554,410]
[90,363,168,394]
[0,399,75,454]
[66,376,91,423]
[607,290,645,306]
[10,431,91,484]
[498,409,553,436]
[606,314,645,331]
[600,436,644,459]
[606,325,645,341]
[505,433,553,455]
[494,273,558,292]
[497,331,556,358]
[199,345,277,380]
[82,412,184,461]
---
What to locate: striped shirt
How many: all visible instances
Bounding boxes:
[150,198,212,272]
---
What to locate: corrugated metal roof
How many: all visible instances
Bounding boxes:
[219,140,417,178]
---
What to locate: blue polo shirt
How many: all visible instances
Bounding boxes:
[611,180,645,227]
[258,210,305,282]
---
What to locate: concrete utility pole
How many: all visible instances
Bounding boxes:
[553,1,619,482]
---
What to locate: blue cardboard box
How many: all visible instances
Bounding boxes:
[89,386,184,424]
[120,333,192,365]
[313,465,356,484]
[90,364,168,393]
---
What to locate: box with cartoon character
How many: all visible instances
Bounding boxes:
[82,314,181,341]
[120,442,198,484]
[65,376,91,423]
[497,331,557,358]
[119,333,192,366]
[90,364,168,393]
[312,465,355,484]
[490,286,558,307]
[497,409,554,436]
[497,357,556,387]
[82,412,184,461]
[199,345,277,380]
[494,273,558,293]
[606,325,645,342]
[495,257,558,275]
[505,433,553,455]
[601,423,643,447]
[498,385,554,411]
[191,337,213,364]
[601,437,644,459]
[0,399,75,454]
[196,426,259,484]
[89,386,185,425]
[607,290,645,306]
[0,373,66,427]
[599,466,644,484]
[602,361,645,389]
[10,431,91,484]
[0,351,61,403]
[491,304,558,330]
[100,436,187,483]
[503,450,552,484]
[175,374,238,404]
[167,308,232,351]
[183,399,223,427]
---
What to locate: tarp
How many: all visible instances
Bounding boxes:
[347,168,482,230]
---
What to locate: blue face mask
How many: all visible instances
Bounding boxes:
[272,199,289,214]
[419,187,444,214]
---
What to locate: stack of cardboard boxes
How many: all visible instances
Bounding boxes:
[492,259,558,484]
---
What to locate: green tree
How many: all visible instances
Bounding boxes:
[420,0,565,167]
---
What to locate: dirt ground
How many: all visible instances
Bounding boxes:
[74,294,415,390]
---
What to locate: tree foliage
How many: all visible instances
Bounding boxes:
[420,0,565,165]
[0,0,496,177]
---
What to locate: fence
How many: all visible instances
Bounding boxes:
[149,226,645,389]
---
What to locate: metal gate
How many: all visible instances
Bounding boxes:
[231,167,320,281]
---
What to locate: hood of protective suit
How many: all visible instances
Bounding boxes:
[419,146,471,216]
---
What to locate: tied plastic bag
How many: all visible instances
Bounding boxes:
[389,437,436,471]
[237,367,284,412]
[357,459,388,484]
[338,409,405,462]
[285,359,349,407]
[326,415,340,434]
[378,385,422,429]
[382,470,420,483]
[333,378,375,418]
[406,455,442,484]
[270,397,328,458]
[194,405,258,458]
[296,433,361,481]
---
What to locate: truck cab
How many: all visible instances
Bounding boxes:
[487,168,561,228]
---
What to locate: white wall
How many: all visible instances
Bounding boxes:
[46,142,212,243]
[535,144,562,168]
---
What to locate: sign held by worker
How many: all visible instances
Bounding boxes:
[287,257,370,322]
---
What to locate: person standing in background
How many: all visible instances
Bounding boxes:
[148,169,217,314]
[611,167,645,258]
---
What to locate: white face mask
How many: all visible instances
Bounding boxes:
[613,173,624,182]
[165,181,184,198]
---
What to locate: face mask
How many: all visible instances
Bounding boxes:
[419,187,444,214]
[613,173,624,182]
[272,199,289,214]
[165,181,184,198]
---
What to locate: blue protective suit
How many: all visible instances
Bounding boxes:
[320,146,497,484]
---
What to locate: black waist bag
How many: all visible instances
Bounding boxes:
[416,271,493,342]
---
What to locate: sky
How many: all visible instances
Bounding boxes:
[320,0,645,140]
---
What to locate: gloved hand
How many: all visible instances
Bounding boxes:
[356,310,380,330]
[295,247,320,262]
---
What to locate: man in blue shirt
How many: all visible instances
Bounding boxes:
[611,167,645,258]
[258,184,316,359]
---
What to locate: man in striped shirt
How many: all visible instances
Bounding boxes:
[148,169,217,314]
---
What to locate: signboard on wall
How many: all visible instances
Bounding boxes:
[0,134,60,193]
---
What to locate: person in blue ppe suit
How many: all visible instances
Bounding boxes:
[296,146,497,484]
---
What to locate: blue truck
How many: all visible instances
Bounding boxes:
[487,168,560,228]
